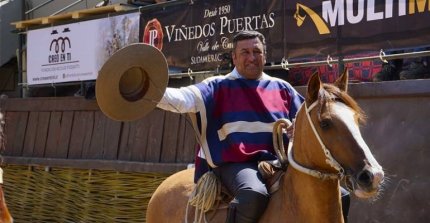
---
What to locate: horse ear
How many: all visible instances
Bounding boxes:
[334,68,349,92]
[306,72,322,104]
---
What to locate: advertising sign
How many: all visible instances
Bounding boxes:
[284,0,430,58]
[141,0,285,71]
[27,12,140,85]
[141,0,430,70]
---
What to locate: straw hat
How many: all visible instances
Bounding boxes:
[96,43,168,121]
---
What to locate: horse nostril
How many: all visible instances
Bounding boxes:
[357,170,373,187]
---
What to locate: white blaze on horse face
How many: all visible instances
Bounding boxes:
[332,102,384,187]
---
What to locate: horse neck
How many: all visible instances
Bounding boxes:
[279,110,344,223]
[281,168,343,223]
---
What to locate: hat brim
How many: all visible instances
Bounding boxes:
[96,43,168,121]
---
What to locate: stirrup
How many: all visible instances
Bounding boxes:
[258,161,285,194]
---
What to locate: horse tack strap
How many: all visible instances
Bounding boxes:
[273,118,339,180]
[304,101,345,177]
[0,168,3,184]
[276,101,345,181]
[287,139,339,180]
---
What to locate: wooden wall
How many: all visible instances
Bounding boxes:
[1,97,197,173]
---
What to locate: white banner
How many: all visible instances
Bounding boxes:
[27,12,140,85]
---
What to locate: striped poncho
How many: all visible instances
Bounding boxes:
[157,68,304,182]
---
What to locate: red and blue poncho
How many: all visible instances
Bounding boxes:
[157,68,304,182]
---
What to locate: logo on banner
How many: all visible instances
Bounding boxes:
[48,28,72,64]
[294,3,330,34]
[143,18,164,50]
[295,1,430,35]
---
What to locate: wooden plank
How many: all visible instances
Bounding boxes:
[12,4,135,29]
[22,112,51,157]
[118,109,165,162]
[42,13,73,24]
[55,111,74,158]
[4,112,28,156]
[72,4,134,19]
[0,97,99,112]
[160,112,181,162]
[83,111,121,160]
[142,109,165,162]
[100,112,121,160]
[44,112,62,158]
[84,112,107,159]
[3,156,188,174]
[22,112,39,157]
[176,115,197,163]
[11,18,43,29]
[130,118,150,162]
[45,111,75,158]
[68,111,94,159]
[117,121,133,161]
[174,114,187,160]
[33,112,51,157]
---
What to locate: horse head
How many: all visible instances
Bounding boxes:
[293,70,384,200]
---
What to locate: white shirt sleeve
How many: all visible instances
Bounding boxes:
[156,86,199,113]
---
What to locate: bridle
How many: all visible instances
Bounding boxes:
[273,101,345,180]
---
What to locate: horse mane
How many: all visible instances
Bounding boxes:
[320,83,366,125]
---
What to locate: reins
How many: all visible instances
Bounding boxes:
[274,101,345,180]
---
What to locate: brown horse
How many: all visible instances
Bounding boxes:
[0,169,13,223]
[0,113,13,223]
[146,71,385,223]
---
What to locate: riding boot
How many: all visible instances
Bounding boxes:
[225,204,236,223]
[341,188,350,223]
[225,203,256,223]
[225,190,269,223]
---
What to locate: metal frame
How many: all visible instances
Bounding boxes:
[25,0,54,15]
[50,0,84,16]
[168,50,430,78]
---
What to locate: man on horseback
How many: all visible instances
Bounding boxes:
[156,30,349,223]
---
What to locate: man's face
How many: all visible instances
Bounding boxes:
[232,37,266,80]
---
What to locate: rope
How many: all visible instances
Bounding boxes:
[272,119,292,167]
[185,171,221,223]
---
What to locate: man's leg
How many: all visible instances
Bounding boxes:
[213,162,270,223]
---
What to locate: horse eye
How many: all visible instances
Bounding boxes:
[320,119,331,129]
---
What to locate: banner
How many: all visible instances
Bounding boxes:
[140,0,430,70]
[284,0,430,58]
[27,12,140,85]
[140,0,285,71]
